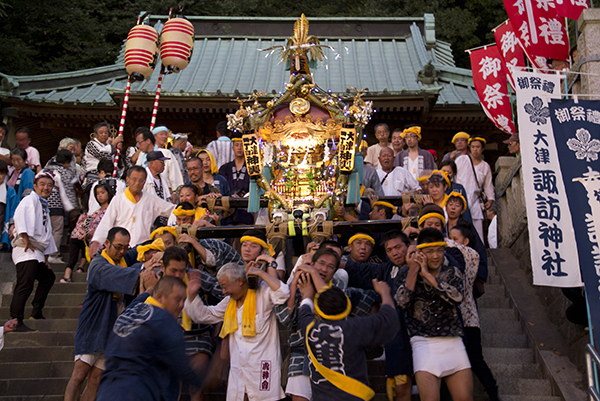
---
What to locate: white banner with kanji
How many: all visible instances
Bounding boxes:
[470,46,517,134]
[513,69,583,287]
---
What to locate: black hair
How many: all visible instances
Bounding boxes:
[216,121,230,137]
[374,123,389,133]
[10,147,27,161]
[97,159,114,174]
[242,229,267,244]
[374,203,394,219]
[383,230,410,248]
[135,127,156,145]
[311,247,341,268]
[451,221,478,250]
[404,123,420,130]
[176,201,195,210]
[181,183,200,196]
[186,157,202,166]
[94,181,115,205]
[417,227,445,246]
[0,122,7,132]
[439,160,457,176]
[94,122,110,133]
[127,165,147,178]
[317,287,348,316]
[318,240,343,253]
[55,149,73,164]
[447,194,465,211]
[15,127,30,137]
[0,160,8,175]
[163,246,189,268]
[392,128,403,134]
[154,276,186,298]
[107,227,130,242]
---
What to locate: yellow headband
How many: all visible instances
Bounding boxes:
[469,136,487,145]
[401,126,422,140]
[348,234,375,246]
[360,140,368,148]
[173,206,196,216]
[373,201,397,214]
[136,238,165,262]
[314,286,352,320]
[231,138,243,142]
[428,170,451,188]
[447,191,468,213]
[417,241,447,250]
[197,149,218,174]
[240,235,275,256]
[150,226,178,241]
[452,132,470,143]
[418,212,446,227]
[417,175,429,182]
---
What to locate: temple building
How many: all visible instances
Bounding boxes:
[0,14,506,164]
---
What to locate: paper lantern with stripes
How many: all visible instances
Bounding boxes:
[124,25,159,81]
[160,17,194,73]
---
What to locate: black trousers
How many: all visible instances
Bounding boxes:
[10,259,55,321]
[465,327,498,398]
[66,238,86,269]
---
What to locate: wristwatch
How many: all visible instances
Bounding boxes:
[268,261,278,269]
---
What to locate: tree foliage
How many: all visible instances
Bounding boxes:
[0,0,507,75]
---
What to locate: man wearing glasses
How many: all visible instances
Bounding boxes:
[393,125,436,181]
[64,226,161,401]
[9,171,58,332]
[89,166,175,253]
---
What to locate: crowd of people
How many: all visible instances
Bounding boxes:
[0,120,512,401]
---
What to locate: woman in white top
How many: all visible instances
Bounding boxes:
[455,137,494,241]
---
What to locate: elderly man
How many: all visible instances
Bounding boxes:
[83,122,122,177]
[365,123,393,168]
[185,262,289,401]
[90,166,175,251]
[15,127,41,173]
[132,128,156,167]
[377,147,420,196]
[97,276,204,401]
[186,157,215,195]
[206,121,234,169]
[10,172,57,331]
[144,150,172,204]
[391,128,404,157]
[150,126,184,192]
[169,132,190,183]
[504,133,520,156]
[442,132,470,163]
[64,227,159,401]
[394,125,436,181]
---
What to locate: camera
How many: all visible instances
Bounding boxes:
[247,260,268,289]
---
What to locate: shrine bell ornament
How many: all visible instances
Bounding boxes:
[124,25,159,81]
[160,17,194,73]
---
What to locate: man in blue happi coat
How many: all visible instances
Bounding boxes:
[64,226,160,401]
[97,276,204,401]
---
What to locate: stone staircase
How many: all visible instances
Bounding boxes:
[0,249,571,400]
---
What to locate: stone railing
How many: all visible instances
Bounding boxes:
[494,155,590,370]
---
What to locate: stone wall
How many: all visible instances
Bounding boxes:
[494,156,590,370]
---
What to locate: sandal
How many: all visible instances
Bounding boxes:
[75,268,85,273]
[60,277,72,283]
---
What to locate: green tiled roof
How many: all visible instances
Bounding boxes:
[0,15,478,107]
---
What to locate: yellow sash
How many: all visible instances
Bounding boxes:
[181,274,192,331]
[218,289,257,338]
[437,193,450,208]
[136,238,165,262]
[195,207,207,221]
[102,250,127,300]
[124,187,137,204]
[144,296,164,309]
[305,320,375,400]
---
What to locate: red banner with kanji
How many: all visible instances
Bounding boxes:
[503,0,570,64]
[556,0,588,21]
[494,20,527,88]
[469,45,517,134]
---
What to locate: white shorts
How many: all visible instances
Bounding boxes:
[75,351,106,370]
[285,374,312,399]
[410,336,470,378]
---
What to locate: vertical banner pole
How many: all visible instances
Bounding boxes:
[149,67,164,130]
[112,77,132,177]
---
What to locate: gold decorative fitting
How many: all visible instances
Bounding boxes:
[260,115,340,149]
[289,98,311,116]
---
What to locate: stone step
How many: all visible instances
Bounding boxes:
[0,377,70,396]
[478,296,511,309]
[483,348,535,364]
[482,284,506,299]
[482,332,528,348]
[479,308,518,322]
[0,361,73,379]
[21,319,79,332]
[479,320,523,334]
[0,346,74,363]
[46,282,88,294]
[488,363,542,379]
[497,397,561,401]
[4,331,74,348]
[0,306,82,320]
[478,378,553,396]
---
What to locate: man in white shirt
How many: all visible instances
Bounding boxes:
[10,172,58,331]
[185,262,289,401]
[89,166,175,252]
[365,123,393,169]
[150,126,184,193]
[377,147,420,196]
[205,121,234,169]
[15,127,41,173]
[144,151,173,227]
